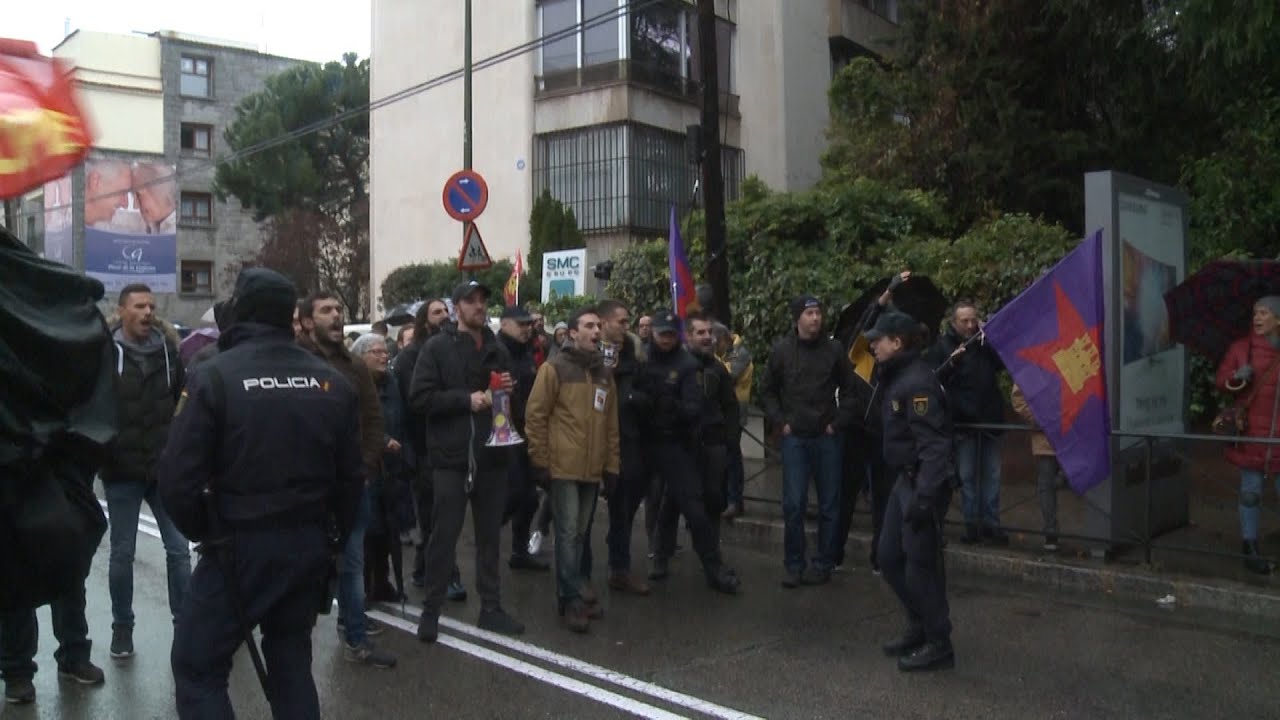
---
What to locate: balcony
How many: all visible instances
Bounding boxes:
[535,59,740,117]
[829,0,900,58]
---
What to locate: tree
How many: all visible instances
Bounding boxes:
[214,53,371,318]
[380,259,516,310]
[528,190,584,296]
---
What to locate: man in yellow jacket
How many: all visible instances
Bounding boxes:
[525,305,621,633]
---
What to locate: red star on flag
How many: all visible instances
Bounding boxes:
[1016,282,1105,434]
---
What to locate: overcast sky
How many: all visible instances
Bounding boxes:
[12,0,371,62]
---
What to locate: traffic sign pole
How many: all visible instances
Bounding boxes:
[464,0,472,171]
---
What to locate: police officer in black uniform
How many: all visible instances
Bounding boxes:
[679,311,740,552]
[157,268,365,718]
[636,311,739,593]
[866,310,956,672]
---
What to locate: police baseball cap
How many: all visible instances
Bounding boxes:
[863,311,919,341]
[500,305,533,322]
[451,280,491,304]
[651,311,681,334]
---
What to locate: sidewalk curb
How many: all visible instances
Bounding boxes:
[722,515,1280,621]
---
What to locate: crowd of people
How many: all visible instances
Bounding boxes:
[24,264,1280,715]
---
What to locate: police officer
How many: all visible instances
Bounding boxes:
[866,310,956,672]
[637,311,739,593]
[157,268,365,718]
[678,311,739,551]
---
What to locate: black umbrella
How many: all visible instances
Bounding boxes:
[1165,259,1280,361]
[384,300,422,326]
[835,275,950,349]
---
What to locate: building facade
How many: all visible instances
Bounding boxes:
[369,0,898,313]
[27,30,302,327]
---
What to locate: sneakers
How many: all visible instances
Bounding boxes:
[416,611,439,643]
[446,580,468,602]
[4,678,35,705]
[562,600,590,633]
[648,558,670,581]
[58,660,105,685]
[800,567,831,586]
[509,552,550,571]
[109,626,134,659]
[343,640,397,669]
[721,503,744,520]
[780,571,802,589]
[527,530,545,556]
[336,615,385,638]
[477,608,525,636]
[1043,535,1059,552]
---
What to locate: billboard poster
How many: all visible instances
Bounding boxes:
[42,174,72,265]
[83,158,177,293]
[1116,191,1186,435]
[541,248,587,301]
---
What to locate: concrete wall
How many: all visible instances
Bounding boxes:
[156,38,304,327]
[370,0,537,316]
[54,32,164,155]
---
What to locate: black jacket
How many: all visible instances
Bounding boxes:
[930,326,1006,429]
[879,350,954,502]
[393,334,431,461]
[695,350,739,447]
[498,331,537,437]
[409,323,512,472]
[633,342,702,442]
[102,326,184,483]
[155,323,365,543]
[759,332,858,437]
[611,333,646,439]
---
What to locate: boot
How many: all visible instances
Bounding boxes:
[897,639,955,672]
[608,573,651,596]
[1243,541,1272,575]
[561,600,591,633]
[648,558,670,581]
[707,566,741,595]
[881,627,926,657]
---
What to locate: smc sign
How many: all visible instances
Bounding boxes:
[541,248,587,302]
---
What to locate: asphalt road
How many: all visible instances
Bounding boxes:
[5,504,1280,719]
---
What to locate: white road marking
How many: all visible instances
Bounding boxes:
[120,499,761,719]
[369,610,690,720]
[382,603,766,720]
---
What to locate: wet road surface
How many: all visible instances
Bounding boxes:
[5,503,1280,718]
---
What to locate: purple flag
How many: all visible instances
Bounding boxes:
[982,229,1110,493]
[668,205,698,318]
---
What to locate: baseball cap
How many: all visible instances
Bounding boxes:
[651,311,681,334]
[500,305,533,322]
[451,280,491,304]
[863,311,919,341]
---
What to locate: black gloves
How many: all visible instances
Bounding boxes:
[602,472,619,499]
[531,466,551,489]
[905,494,935,525]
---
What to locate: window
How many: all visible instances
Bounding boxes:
[538,0,623,74]
[180,192,213,224]
[180,56,211,98]
[180,124,212,157]
[533,122,744,234]
[180,260,213,294]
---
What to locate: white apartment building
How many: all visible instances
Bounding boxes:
[369,0,898,312]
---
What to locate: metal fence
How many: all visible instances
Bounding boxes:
[734,409,1280,579]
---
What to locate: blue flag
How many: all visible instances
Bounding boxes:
[982,230,1110,493]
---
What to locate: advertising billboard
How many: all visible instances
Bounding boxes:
[541,248,587,301]
[42,174,72,265]
[82,158,177,293]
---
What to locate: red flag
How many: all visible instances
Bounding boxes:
[503,250,523,306]
[668,205,699,318]
[0,39,93,199]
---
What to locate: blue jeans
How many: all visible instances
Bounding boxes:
[955,431,1002,528]
[337,484,372,646]
[1240,470,1280,541]
[550,480,597,604]
[780,433,843,574]
[105,478,191,629]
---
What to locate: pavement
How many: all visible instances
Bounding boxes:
[5,500,1280,718]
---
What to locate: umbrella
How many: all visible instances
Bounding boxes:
[384,300,422,326]
[835,275,950,350]
[1164,259,1280,361]
[200,305,217,324]
[179,327,219,366]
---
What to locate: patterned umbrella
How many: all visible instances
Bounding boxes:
[1164,259,1280,360]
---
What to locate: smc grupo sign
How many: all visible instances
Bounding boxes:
[541,248,586,302]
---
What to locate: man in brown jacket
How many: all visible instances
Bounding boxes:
[525,305,621,633]
[298,291,395,668]
[1010,384,1061,552]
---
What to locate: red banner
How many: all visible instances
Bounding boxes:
[0,39,93,199]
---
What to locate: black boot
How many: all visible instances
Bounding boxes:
[898,639,955,672]
[706,566,741,595]
[881,627,926,657]
[1243,541,1272,575]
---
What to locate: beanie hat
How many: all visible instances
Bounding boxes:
[229,268,298,330]
[790,295,821,322]
[1257,296,1280,318]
